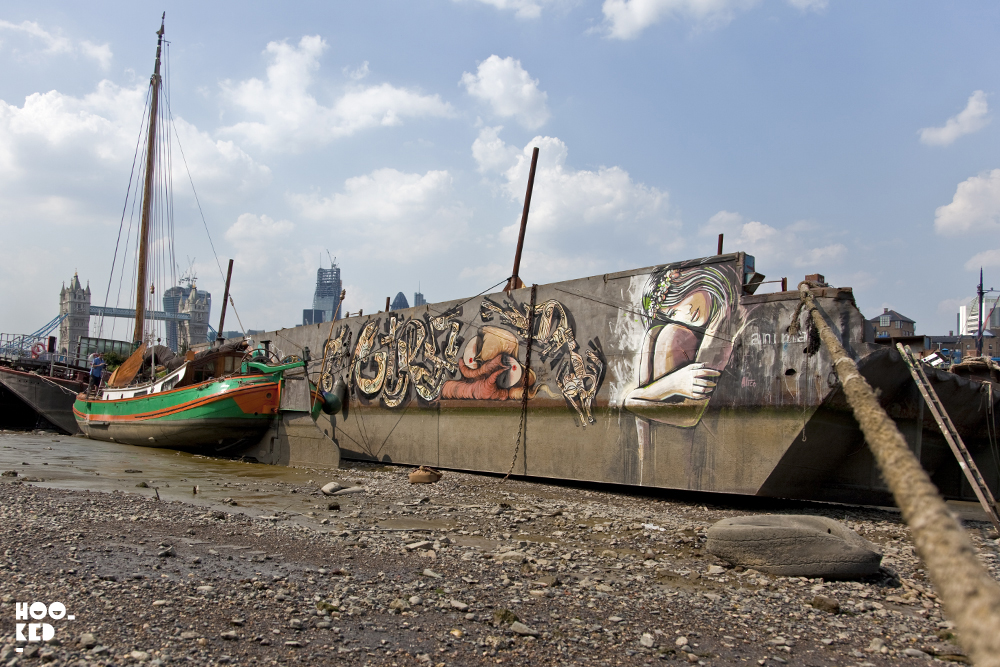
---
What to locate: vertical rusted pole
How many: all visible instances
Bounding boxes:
[977,268,984,357]
[507,147,539,293]
[385,296,391,312]
[717,233,724,255]
[216,259,233,342]
[781,277,788,292]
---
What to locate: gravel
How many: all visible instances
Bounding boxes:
[1,438,998,665]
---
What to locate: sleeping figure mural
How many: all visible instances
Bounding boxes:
[624,262,747,429]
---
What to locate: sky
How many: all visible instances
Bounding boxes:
[1,0,999,339]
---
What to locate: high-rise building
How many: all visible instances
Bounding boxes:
[58,272,91,355]
[390,292,410,311]
[960,296,1000,336]
[302,309,324,326]
[414,291,426,307]
[312,259,342,323]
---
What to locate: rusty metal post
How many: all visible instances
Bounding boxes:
[717,233,724,255]
[216,259,234,342]
[781,277,787,292]
[385,296,391,313]
[506,147,539,293]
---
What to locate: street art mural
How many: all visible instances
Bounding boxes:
[622,261,749,429]
[318,295,605,425]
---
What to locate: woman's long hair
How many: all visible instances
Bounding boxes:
[641,264,738,332]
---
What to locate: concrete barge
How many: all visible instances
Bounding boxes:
[243,252,999,506]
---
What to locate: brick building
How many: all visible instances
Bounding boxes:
[868,308,915,339]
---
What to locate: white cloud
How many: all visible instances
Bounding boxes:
[934,169,1000,234]
[601,0,759,39]
[225,213,295,261]
[0,19,112,69]
[472,125,520,173]
[456,0,566,20]
[79,41,113,70]
[344,61,370,80]
[290,167,471,261]
[600,0,822,39]
[0,80,269,202]
[964,249,1000,271]
[472,127,674,282]
[702,210,847,276]
[786,0,826,9]
[219,36,453,151]
[919,91,990,147]
[461,56,550,129]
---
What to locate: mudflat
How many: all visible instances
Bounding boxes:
[0,431,996,666]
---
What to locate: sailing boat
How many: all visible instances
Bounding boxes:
[73,16,329,453]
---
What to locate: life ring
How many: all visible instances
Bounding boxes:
[30,343,46,359]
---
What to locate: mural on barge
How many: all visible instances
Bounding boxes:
[622,261,750,429]
[317,294,605,425]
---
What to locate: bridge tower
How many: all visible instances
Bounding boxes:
[58,272,91,356]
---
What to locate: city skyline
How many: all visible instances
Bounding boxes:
[0,2,997,337]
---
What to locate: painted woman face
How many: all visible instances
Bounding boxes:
[661,289,712,327]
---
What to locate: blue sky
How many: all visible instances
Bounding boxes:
[1,0,998,339]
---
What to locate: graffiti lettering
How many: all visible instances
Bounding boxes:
[749,331,807,347]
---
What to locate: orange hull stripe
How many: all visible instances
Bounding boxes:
[74,382,279,423]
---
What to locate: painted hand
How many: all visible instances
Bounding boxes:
[628,363,721,402]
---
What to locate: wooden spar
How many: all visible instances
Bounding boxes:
[216,259,234,341]
[505,146,539,293]
[133,14,166,345]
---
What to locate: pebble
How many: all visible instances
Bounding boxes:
[904,648,931,659]
[510,621,539,637]
[811,594,841,614]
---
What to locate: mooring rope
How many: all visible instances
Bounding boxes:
[795,282,1000,667]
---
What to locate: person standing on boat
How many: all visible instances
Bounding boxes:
[88,352,106,394]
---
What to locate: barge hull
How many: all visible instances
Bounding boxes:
[252,252,999,505]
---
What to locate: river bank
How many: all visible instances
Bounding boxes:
[1,431,997,666]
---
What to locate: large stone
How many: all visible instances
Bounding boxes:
[705,515,882,579]
[510,621,538,636]
[320,482,344,495]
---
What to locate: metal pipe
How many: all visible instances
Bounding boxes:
[385,296,391,312]
[507,147,539,292]
[216,259,234,342]
[781,277,788,292]
[717,233,724,255]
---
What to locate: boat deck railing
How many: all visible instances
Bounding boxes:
[0,332,90,381]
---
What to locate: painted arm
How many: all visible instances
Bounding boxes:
[626,362,720,401]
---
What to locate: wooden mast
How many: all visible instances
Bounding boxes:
[133,14,165,345]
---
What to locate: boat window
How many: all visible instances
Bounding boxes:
[134,390,147,397]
